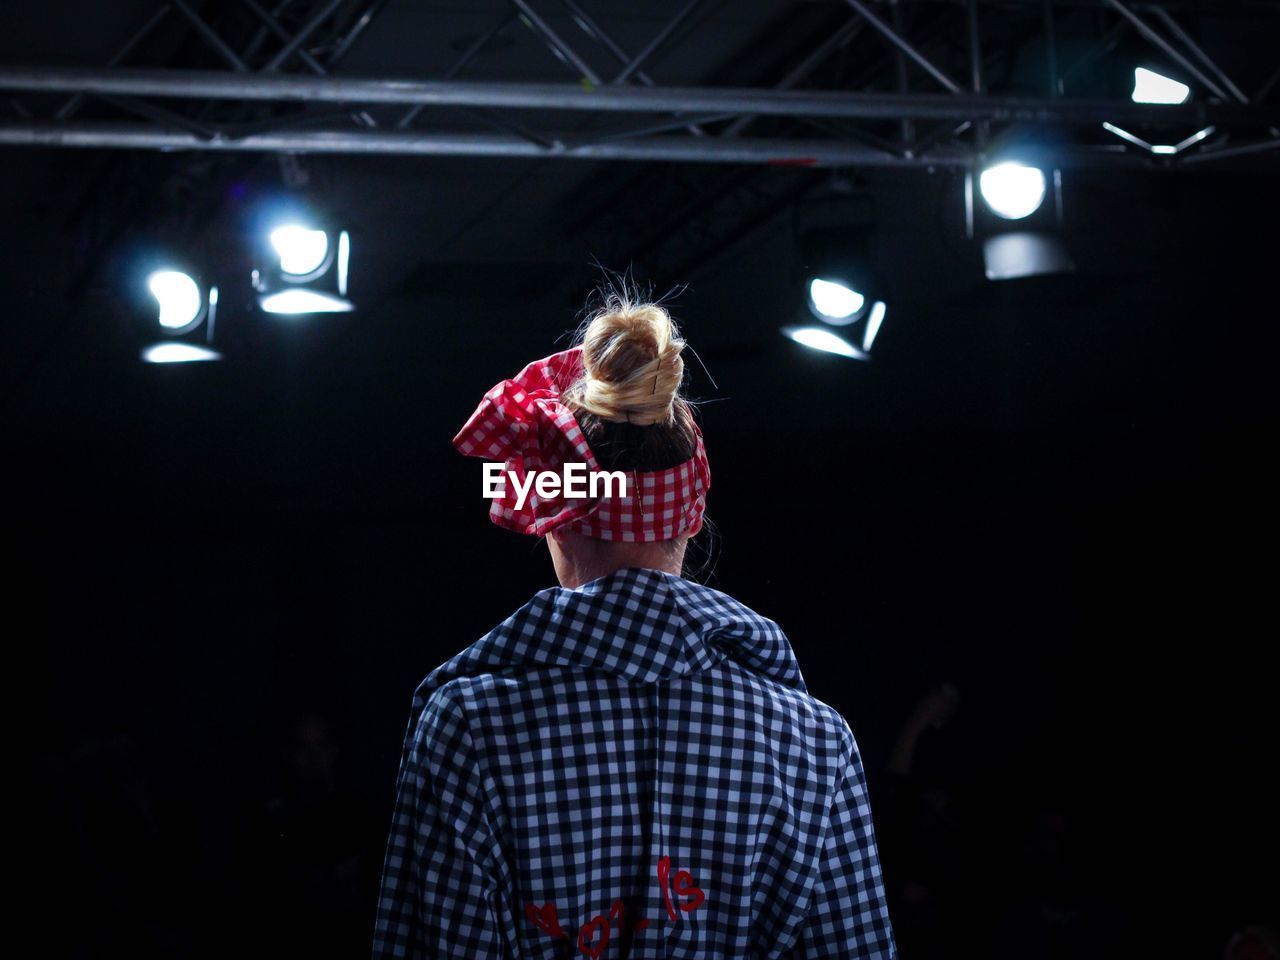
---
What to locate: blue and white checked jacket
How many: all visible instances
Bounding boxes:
[372,567,895,959]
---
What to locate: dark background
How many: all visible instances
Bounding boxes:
[3,2,1278,958]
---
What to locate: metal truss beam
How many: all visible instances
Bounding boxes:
[9,120,1272,169]
[1,0,1275,174]
[0,68,1268,126]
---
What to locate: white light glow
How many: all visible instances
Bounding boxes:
[1103,121,1216,155]
[142,342,221,363]
[270,225,330,276]
[147,270,203,330]
[782,325,867,360]
[259,289,355,314]
[1102,121,1148,149]
[1176,126,1215,150]
[1132,67,1190,105]
[337,230,350,296]
[862,301,887,352]
[979,162,1047,220]
[808,277,865,321]
[983,231,1075,281]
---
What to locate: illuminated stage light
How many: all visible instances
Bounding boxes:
[139,266,220,360]
[970,162,1074,281]
[255,222,353,314]
[979,162,1047,220]
[808,277,866,323]
[1132,67,1191,105]
[142,342,222,364]
[782,325,868,360]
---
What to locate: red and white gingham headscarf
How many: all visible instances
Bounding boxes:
[452,346,710,542]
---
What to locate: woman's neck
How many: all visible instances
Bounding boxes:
[552,537,685,589]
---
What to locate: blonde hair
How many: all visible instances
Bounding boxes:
[563,294,687,426]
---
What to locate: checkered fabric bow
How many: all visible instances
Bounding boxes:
[452,347,710,542]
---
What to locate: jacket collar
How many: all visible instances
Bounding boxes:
[415,568,808,707]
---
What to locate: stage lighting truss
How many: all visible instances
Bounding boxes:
[0,1,1273,173]
[1,0,1273,310]
[142,267,221,363]
[253,223,353,315]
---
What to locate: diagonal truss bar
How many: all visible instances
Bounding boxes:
[510,0,603,84]
[5,68,1270,125]
[242,0,297,63]
[56,4,172,120]
[1148,7,1250,104]
[400,8,554,149]
[612,0,705,85]
[723,18,864,137]
[263,0,348,72]
[559,0,706,136]
[1059,16,1129,90]
[242,0,329,74]
[398,10,518,129]
[171,0,250,72]
[560,0,671,90]
[1100,0,1230,101]
[1257,65,1279,104]
[241,0,377,127]
[841,0,964,94]
[328,0,392,67]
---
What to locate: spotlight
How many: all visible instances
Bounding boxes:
[141,267,220,363]
[969,156,1073,281]
[782,325,868,360]
[798,228,890,355]
[978,162,1046,220]
[1131,66,1190,105]
[808,277,866,323]
[254,220,353,315]
[1105,67,1210,157]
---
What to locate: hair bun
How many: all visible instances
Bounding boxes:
[567,296,686,426]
